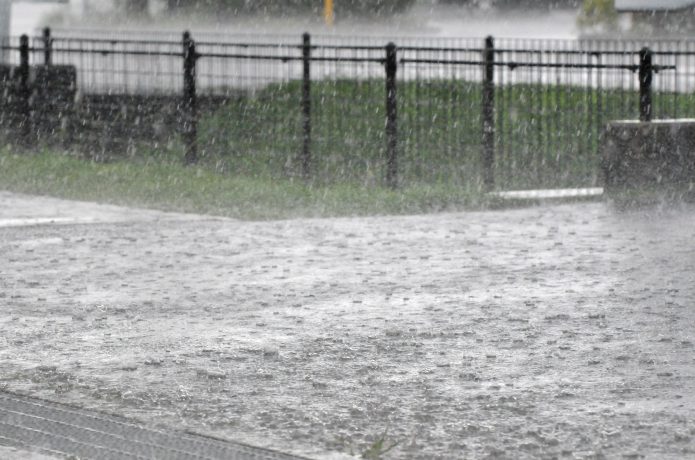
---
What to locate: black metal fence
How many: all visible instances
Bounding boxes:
[3,29,695,191]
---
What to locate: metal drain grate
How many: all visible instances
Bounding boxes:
[0,391,309,460]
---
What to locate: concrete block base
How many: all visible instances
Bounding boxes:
[601,120,695,202]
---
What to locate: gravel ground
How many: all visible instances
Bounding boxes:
[1,191,694,459]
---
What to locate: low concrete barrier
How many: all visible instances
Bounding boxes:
[601,120,695,201]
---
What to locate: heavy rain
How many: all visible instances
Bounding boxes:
[0,1,694,459]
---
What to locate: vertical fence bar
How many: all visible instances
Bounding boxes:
[43,27,52,66]
[596,51,603,150]
[586,52,594,165]
[19,34,31,146]
[301,32,312,180]
[183,31,198,165]
[639,47,652,122]
[385,42,398,189]
[482,36,495,191]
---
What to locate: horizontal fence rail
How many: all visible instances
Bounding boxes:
[2,29,695,191]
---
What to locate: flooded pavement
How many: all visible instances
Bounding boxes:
[1,192,694,459]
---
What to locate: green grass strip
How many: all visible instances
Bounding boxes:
[0,149,487,220]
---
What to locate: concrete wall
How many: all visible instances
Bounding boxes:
[0,64,238,161]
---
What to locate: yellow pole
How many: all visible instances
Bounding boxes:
[324,0,334,26]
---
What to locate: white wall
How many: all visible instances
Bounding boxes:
[615,0,695,11]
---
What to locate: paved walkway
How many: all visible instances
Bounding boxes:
[0,391,307,460]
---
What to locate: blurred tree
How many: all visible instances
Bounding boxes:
[125,0,150,15]
[578,0,617,27]
[335,0,417,15]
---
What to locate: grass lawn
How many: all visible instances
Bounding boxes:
[197,79,672,190]
[4,78,692,214]
[0,149,488,220]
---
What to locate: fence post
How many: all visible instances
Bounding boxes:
[301,32,312,181]
[385,42,398,189]
[639,47,652,122]
[19,34,31,146]
[43,27,52,66]
[482,35,495,191]
[183,31,198,165]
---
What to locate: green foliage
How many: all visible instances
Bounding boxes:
[362,430,400,460]
[197,77,695,191]
[198,79,638,190]
[7,79,695,215]
[578,0,617,27]
[199,79,486,187]
[0,149,486,220]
